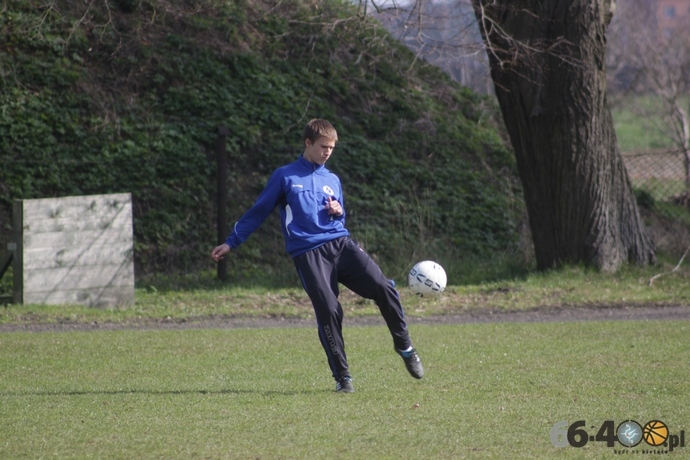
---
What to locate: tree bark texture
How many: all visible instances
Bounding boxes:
[472,0,656,271]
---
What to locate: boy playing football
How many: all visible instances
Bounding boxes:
[211,119,423,393]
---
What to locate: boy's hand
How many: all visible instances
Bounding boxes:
[211,243,231,261]
[325,196,343,216]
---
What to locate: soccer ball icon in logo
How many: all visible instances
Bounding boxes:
[643,420,669,447]
[408,260,447,296]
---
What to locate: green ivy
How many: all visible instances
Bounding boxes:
[1,0,522,282]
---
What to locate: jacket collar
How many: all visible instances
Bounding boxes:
[298,154,325,171]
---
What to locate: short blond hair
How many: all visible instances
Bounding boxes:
[303,119,338,143]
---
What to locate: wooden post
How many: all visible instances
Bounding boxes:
[217,126,230,281]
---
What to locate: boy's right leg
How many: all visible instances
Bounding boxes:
[293,244,350,383]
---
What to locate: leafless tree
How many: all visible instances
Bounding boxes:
[468,0,655,271]
[368,0,493,93]
[607,0,690,188]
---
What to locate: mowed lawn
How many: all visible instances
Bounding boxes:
[1,320,689,459]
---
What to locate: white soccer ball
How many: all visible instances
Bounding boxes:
[408,260,447,296]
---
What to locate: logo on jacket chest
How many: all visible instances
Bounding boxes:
[322,185,335,196]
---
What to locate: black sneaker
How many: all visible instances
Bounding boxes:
[335,376,355,393]
[398,347,424,379]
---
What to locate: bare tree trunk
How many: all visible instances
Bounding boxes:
[472,0,655,271]
[678,106,690,189]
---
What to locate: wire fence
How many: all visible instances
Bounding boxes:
[622,150,690,256]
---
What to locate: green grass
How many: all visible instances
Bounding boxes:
[1,321,689,458]
[2,262,689,326]
[612,95,678,152]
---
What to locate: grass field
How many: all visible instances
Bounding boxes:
[1,320,689,458]
[1,263,689,458]
[2,262,690,326]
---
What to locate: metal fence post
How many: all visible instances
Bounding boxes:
[216,126,230,281]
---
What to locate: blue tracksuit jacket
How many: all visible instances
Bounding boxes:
[225,155,350,257]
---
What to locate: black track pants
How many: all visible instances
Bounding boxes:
[293,237,412,381]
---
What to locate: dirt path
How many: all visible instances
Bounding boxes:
[1,303,688,333]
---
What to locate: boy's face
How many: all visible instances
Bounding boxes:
[303,136,336,165]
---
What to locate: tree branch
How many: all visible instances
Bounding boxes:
[649,246,690,286]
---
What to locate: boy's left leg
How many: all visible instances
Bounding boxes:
[336,238,423,378]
